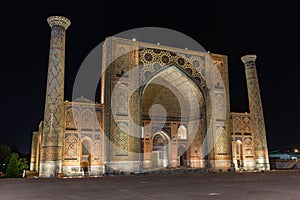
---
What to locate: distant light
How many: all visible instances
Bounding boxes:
[185,47,188,50]
[208,51,210,54]
[132,38,136,41]
[294,149,299,153]
[157,42,160,45]
[65,100,68,102]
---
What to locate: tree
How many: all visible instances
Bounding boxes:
[0,144,11,173]
[6,153,19,178]
[18,157,28,174]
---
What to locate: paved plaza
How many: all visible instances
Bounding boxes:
[1,171,300,199]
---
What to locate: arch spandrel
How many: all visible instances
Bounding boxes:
[138,48,208,95]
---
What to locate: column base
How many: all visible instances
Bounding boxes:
[30,163,36,171]
[256,158,270,171]
[189,159,205,168]
[39,161,62,178]
[106,161,141,173]
[243,159,256,171]
[62,165,105,177]
[170,159,178,168]
[209,159,232,172]
[143,160,152,169]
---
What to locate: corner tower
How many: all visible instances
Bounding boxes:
[39,16,71,177]
[241,55,270,171]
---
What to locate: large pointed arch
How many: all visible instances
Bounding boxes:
[141,65,206,122]
[141,65,207,169]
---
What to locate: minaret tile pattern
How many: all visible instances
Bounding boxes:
[39,16,70,177]
[241,55,270,171]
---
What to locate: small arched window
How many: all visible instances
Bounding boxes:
[178,125,187,140]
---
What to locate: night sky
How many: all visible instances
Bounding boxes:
[1,2,299,154]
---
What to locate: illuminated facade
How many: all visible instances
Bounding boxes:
[30,16,270,177]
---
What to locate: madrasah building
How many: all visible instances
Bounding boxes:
[30,16,270,177]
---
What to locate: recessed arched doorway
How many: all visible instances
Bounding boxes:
[80,138,91,173]
[178,145,188,167]
[235,140,243,170]
[141,65,205,169]
[152,131,170,168]
[178,126,188,167]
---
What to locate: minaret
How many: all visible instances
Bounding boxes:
[39,16,71,177]
[241,55,270,171]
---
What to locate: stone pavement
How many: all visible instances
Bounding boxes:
[1,170,300,200]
